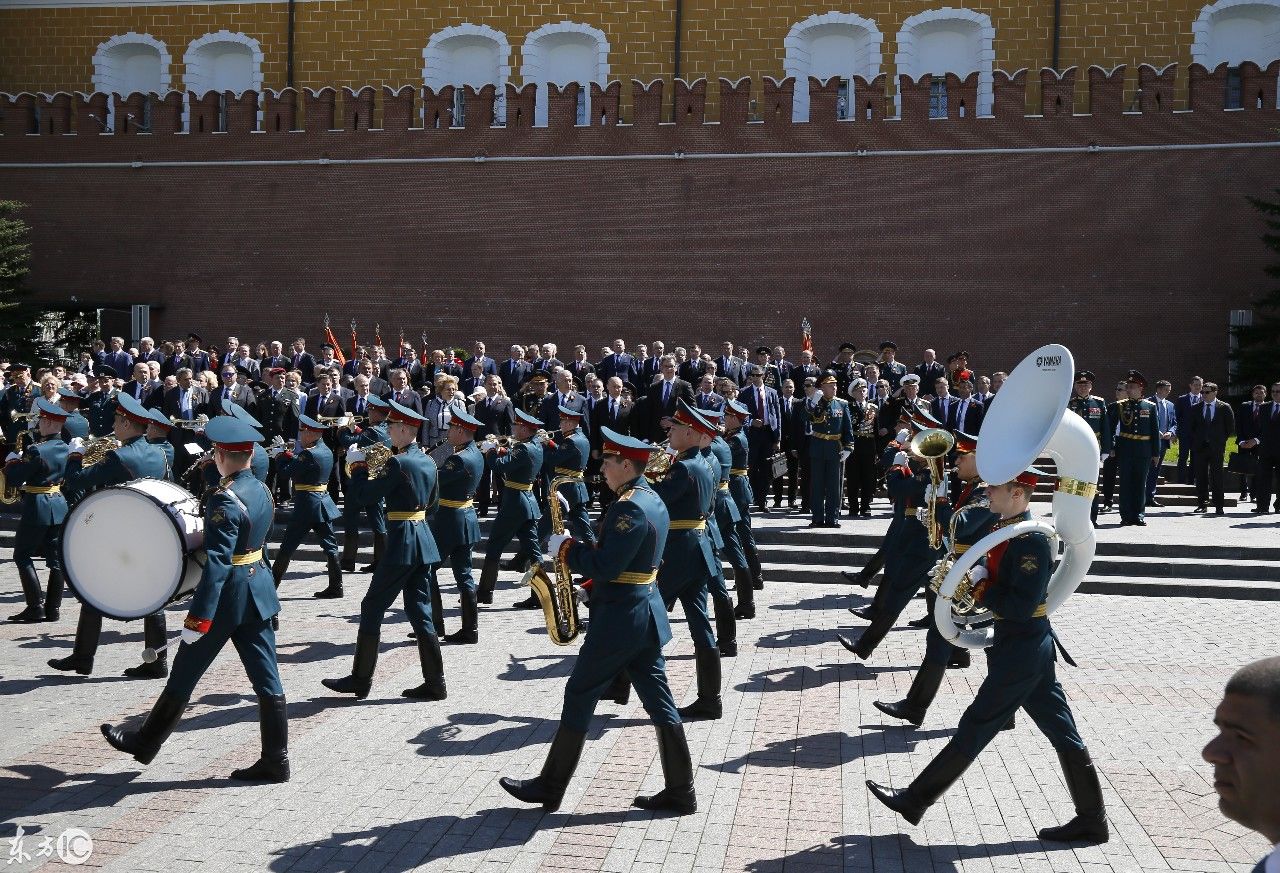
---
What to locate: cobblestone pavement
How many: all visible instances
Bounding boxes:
[0,541,1273,873]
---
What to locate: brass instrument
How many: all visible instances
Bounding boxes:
[0,414,38,505]
[80,435,122,468]
[363,442,394,479]
[909,427,955,550]
[643,440,675,483]
[315,414,353,428]
[525,474,582,646]
[168,413,210,430]
[928,491,991,616]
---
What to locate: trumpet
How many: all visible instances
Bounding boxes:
[168,413,210,430]
[315,414,353,428]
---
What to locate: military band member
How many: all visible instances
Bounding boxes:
[845,378,879,518]
[476,407,546,606]
[337,394,391,575]
[654,401,724,721]
[499,428,696,815]
[1067,371,1111,527]
[102,415,289,783]
[325,400,446,701]
[698,407,739,657]
[4,397,70,623]
[1115,370,1161,527]
[806,373,854,528]
[430,408,485,645]
[537,404,595,545]
[723,400,764,616]
[144,408,176,476]
[56,387,91,444]
[0,361,36,446]
[869,471,1108,845]
[271,414,343,600]
[50,392,171,679]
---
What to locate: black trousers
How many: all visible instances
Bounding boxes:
[796,449,811,510]
[846,439,877,513]
[1255,453,1280,512]
[1100,455,1118,506]
[1194,444,1226,509]
[772,451,798,506]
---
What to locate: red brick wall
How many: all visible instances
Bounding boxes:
[2,73,1277,390]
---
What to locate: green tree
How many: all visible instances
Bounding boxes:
[0,199,35,360]
[1236,190,1280,391]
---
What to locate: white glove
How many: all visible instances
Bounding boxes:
[930,558,947,578]
[67,437,85,455]
[479,438,497,454]
[180,627,205,646]
[893,451,909,467]
[345,446,366,464]
[838,450,850,463]
[896,428,910,444]
[4,452,18,464]
[1099,453,1110,462]
[967,565,989,585]
[924,483,937,503]
[547,532,572,556]
[556,492,570,513]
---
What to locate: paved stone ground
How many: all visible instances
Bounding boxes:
[0,511,1273,873]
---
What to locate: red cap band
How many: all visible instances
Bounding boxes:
[389,408,419,425]
[602,440,655,463]
[671,408,716,437]
[1014,471,1038,487]
[215,441,255,452]
[450,417,479,431]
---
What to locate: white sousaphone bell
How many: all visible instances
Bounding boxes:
[933,343,1099,650]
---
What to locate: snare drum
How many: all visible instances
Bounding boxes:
[62,478,206,620]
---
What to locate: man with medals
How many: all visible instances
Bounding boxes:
[1115,370,1160,526]
[806,373,855,528]
[1066,371,1111,527]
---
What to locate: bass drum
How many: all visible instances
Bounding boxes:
[62,478,206,620]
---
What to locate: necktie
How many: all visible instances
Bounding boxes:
[662,382,670,406]
[757,387,764,416]
[610,399,616,418]
[356,397,364,415]
[1206,404,1213,423]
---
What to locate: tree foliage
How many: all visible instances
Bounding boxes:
[1235,191,1280,392]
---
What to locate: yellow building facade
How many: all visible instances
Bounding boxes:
[1,0,1277,114]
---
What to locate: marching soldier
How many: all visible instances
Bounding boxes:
[324,400,447,701]
[1067,370,1111,527]
[845,378,879,518]
[499,428,696,816]
[270,415,343,601]
[806,373,854,528]
[476,408,546,606]
[337,395,390,576]
[877,341,908,392]
[430,408,485,645]
[537,404,595,544]
[144,408,176,477]
[4,397,70,623]
[869,470,1108,845]
[653,400,724,721]
[698,407,739,657]
[724,399,764,617]
[102,414,289,783]
[50,392,171,678]
[1115,370,1160,527]
[56,387,91,444]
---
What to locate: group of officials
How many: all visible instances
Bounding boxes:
[1,331,1275,841]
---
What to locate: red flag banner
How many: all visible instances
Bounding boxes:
[349,318,358,362]
[322,314,347,367]
[801,317,813,354]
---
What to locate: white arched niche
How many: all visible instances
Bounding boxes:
[92,33,171,131]
[1191,0,1280,108]
[783,13,883,122]
[895,8,995,117]
[423,24,511,125]
[520,22,609,127]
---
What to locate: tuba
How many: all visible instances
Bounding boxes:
[909,427,954,550]
[933,344,1096,650]
[525,474,582,646]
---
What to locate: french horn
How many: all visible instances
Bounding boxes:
[933,344,1096,650]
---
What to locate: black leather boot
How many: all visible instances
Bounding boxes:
[838,611,895,660]
[1037,747,1109,843]
[271,555,290,589]
[499,725,586,811]
[48,606,101,675]
[867,741,970,825]
[744,539,764,590]
[713,594,737,657]
[429,575,446,637]
[230,694,290,782]
[677,647,723,721]
[363,531,385,572]
[44,569,65,622]
[313,555,343,599]
[8,564,45,623]
[322,631,378,699]
[873,660,946,726]
[124,611,169,679]
[633,723,697,814]
[948,647,971,669]
[733,568,755,620]
[101,691,187,765]
[849,573,889,620]
[605,671,631,705]
[443,587,478,644]
[402,634,448,700]
[339,529,358,572]
[476,559,499,605]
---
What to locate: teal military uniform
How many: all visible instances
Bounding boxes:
[1068,388,1111,525]
[147,437,175,476]
[1114,395,1160,525]
[4,414,69,621]
[725,421,764,589]
[538,422,594,544]
[699,429,738,656]
[275,437,341,565]
[484,437,543,564]
[339,415,390,569]
[61,412,90,442]
[654,446,719,651]
[431,442,484,593]
[201,442,268,492]
[562,474,676,732]
[806,391,855,526]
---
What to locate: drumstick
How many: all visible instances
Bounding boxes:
[141,642,169,663]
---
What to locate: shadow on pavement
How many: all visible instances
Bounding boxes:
[708,728,951,774]
[742,833,1053,872]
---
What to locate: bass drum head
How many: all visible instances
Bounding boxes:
[62,485,187,619]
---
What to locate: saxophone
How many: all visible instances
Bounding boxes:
[526,474,582,646]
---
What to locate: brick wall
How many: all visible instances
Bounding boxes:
[0,0,1217,113]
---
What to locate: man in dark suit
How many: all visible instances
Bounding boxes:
[261,340,289,374]
[774,378,803,509]
[1201,656,1280,873]
[160,347,192,380]
[473,377,515,516]
[539,370,587,434]
[589,376,634,509]
[464,341,497,378]
[643,356,694,442]
[122,362,163,409]
[914,349,946,401]
[1188,382,1235,515]
[1236,384,1268,504]
[288,338,317,386]
[677,346,705,386]
[693,374,725,412]
[1174,376,1204,484]
[598,339,637,386]
[499,346,531,398]
[162,367,210,477]
[791,349,822,386]
[714,341,743,386]
[566,345,595,390]
[136,337,164,365]
[1253,383,1280,514]
[460,362,487,400]
[208,364,254,416]
[740,363,782,512]
[103,337,134,379]
[931,375,983,434]
[385,368,423,415]
[637,341,663,387]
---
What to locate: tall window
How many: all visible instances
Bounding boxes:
[423,24,511,126]
[521,22,610,127]
[929,78,948,118]
[895,9,995,117]
[1193,1,1280,109]
[92,33,171,131]
[183,32,263,130]
[782,13,883,122]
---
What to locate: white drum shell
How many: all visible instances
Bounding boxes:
[62,478,206,620]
